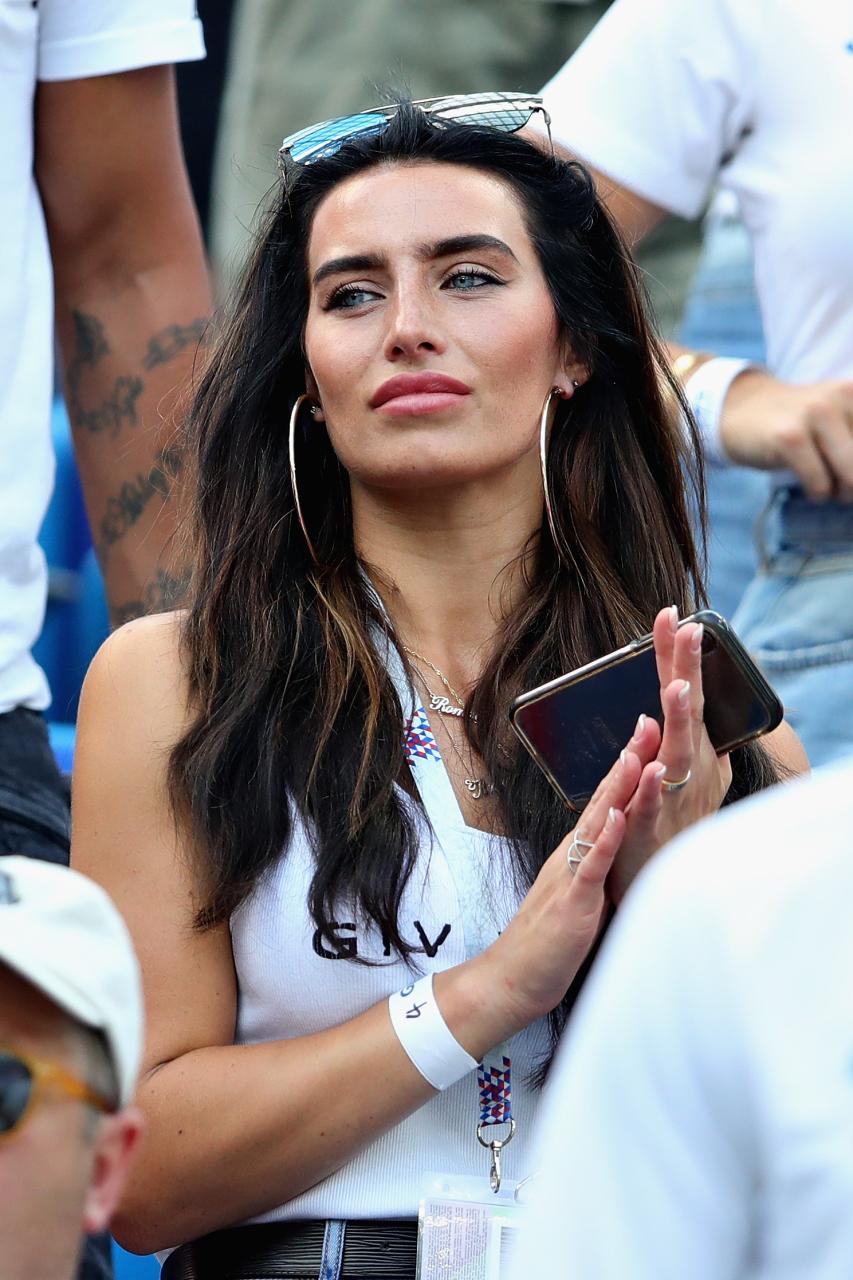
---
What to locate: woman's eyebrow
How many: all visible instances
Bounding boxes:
[424,234,519,263]
[312,235,519,287]
[312,253,386,287]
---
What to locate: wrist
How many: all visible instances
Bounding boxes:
[388,973,477,1090]
[433,954,526,1062]
[684,356,763,464]
[717,366,779,463]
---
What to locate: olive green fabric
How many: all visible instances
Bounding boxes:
[210,0,699,335]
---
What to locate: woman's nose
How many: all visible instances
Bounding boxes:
[382,288,446,362]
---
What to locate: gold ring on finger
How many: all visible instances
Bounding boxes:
[661,768,692,793]
[567,834,594,873]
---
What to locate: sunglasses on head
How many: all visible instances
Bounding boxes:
[0,1046,112,1139]
[278,91,551,171]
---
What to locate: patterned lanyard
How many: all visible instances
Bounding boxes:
[380,619,519,1195]
[477,1055,516,1193]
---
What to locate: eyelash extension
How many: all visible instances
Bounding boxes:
[325,266,504,310]
[325,283,378,311]
[443,266,504,289]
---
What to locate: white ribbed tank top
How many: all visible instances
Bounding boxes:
[229,638,551,1224]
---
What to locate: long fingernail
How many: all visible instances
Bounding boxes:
[691,624,704,654]
[620,748,628,765]
[668,605,679,633]
[677,681,691,707]
[607,806,618,827]
[634,713,646,738]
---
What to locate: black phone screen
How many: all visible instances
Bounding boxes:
[513,628,777,807]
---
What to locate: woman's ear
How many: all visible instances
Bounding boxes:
[554,342,589,397]
[304,368,325,422]
[553,367,588,399]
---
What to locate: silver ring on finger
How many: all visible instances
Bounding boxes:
[661,767,692,794]
[567,834,594,874]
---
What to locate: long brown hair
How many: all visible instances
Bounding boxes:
[171,103,776,986]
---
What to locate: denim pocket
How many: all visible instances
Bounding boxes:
[734,552,853,671]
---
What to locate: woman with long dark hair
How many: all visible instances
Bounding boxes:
[72,96,803,1278]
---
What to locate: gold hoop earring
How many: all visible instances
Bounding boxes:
[539,386,565,557]
[288,394,319,565]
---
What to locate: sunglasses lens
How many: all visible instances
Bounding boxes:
[0,1053,32,1133]
[284,110,389,165]
[426,93,537,133]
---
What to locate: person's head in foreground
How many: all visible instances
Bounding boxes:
[179,94,777,945]
[0,856,143,1280]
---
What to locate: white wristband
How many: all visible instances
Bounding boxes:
[683,356,758,465]
[388,973,478,1091]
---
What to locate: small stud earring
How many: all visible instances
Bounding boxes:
[309,402,320,417]
[572,379,581,389]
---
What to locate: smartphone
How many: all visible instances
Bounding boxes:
[509,610,783,810]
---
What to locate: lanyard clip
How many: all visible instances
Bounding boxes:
[477,1117,516,1194]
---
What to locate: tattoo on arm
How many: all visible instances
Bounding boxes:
[142,318,209,370]
[68,310,109,374]
[64,309,143,437]
[111,566,192,627]
[96,445,186,561]
[64,310,207,437]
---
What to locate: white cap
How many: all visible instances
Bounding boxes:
[0,856,143,1107]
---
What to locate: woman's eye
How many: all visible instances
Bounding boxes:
[326,284,381,311]
[443,268,503,292]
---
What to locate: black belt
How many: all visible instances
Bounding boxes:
[161,1219,419,1279]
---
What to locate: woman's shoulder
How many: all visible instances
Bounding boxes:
[79,608,193,745]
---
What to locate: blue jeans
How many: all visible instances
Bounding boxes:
[733,490,853,767]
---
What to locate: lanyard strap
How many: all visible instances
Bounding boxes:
[476,1054,516,1193]
[376,619,519,1192]
[478,1055,512,1125]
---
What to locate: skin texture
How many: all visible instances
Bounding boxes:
[0,965,141,1280]
[35,66,211,626]
[72,160,806,1254]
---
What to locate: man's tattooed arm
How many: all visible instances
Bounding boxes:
[143,318,210,371]
[37,59,211,627]
[63,311,143,437]
[111,567,193,627]
[59,307,206,626]
[95,445,185,564]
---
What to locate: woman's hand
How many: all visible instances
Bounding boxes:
[466,742,663,1037]
[608,607,732,902]
[446,607,731,1043]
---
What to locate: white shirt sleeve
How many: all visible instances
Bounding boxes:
[514,836,757,1280]
[541,0,756,218]
[38,0,205,82]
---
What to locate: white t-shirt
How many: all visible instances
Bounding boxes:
[0,0,204,715]
[542,0,853,389]
[514,761,853,1279]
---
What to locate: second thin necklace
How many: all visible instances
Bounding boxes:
[404,649,494,801]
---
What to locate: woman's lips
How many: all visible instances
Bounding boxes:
[370,373,472,416]
[377,391,469,417]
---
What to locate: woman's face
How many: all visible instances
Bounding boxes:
[303,160,580,492]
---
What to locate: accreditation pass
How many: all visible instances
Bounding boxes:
[417,1174,522,1280]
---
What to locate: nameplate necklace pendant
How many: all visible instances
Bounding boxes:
[428,692,465,719]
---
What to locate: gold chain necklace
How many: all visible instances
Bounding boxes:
[402,646,468,719]
[407,661,494,802]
